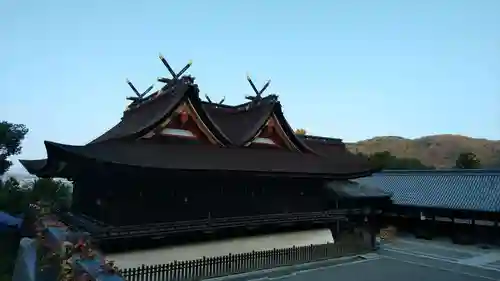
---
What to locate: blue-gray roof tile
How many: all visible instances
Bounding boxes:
[355,169,500,212]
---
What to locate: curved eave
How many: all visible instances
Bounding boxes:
[186,91,233,146]
[238,101,277,146]
[272,104,317,154]
[19,148,74,179]
[19,159,48,175]
[89,83,191,144]
[199,96,277,146]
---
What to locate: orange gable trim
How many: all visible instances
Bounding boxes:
[248,115,300,151]
[141,102,222,145]
[185,99,228,145]
[270,114,301,151]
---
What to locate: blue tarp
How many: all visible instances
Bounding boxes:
[0,211,22,230]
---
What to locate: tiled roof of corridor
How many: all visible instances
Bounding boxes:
[355,169,500,212]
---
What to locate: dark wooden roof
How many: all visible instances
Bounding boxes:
[19,159,47,174]
[24,140,375,178]
[89,80,315,150]
[20,79,378,178]
[21,141,377,179]
[90,83,191,143]
[201,97,277,146]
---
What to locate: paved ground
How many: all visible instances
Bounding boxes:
[384,236,500,271]
[241,257,496,281]
[214,237,500,281]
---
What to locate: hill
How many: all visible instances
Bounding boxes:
[347,134,500,169]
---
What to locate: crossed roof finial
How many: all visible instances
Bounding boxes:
[245,74,271,102]
[125,79,155,104]
[157,54,194,86]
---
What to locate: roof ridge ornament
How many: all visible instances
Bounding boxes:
[205,94,225,105]
[125,79,155,104]
[245,74,271,102]
[157,54,195,93]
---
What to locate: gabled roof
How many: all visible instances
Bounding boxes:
[90,80,316,153]
[90,83,192,144]
[201,97,277,146]
[20,65,377,178]
[355,169,500,212]
[202,97,313,151]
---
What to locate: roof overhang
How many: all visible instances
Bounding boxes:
[19,141,85,178]
[19,158,73,178]
[272,104,318,153]
[25,141,378,179]
[325,181,392,199]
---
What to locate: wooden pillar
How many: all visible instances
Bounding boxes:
[329,220,340,241]
[495,217,499,245]
[452,213,456,237]
[432,214,436,235]
[70,180,82,213]
[369,210,377,249]
[471,213,476,243]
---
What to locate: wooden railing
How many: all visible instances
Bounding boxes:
[88,209,363,241]
[119,242,370,281]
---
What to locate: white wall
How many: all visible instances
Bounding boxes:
[107,228,334,269]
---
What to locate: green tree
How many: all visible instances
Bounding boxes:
[487,151,500,168]
[0,121,29,176]
[0,121,72,214]
[0,177,29,214]
[368,151,434,170]
[28,178,72,209]
[455,152,481,169]
[295,128,307,135]
[368,151,394,169]
[0,178,72,214]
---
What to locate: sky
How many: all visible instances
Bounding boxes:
[1,0,499,173]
